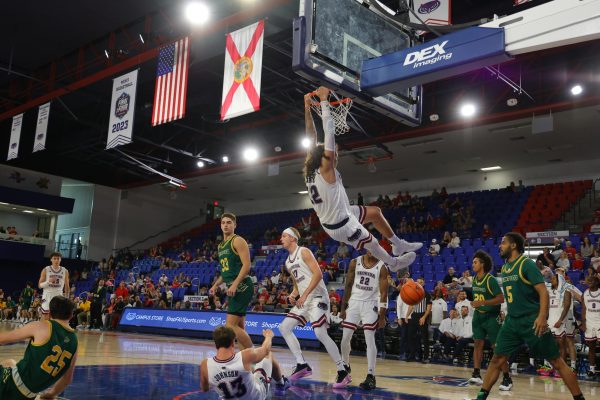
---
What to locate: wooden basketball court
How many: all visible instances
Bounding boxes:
[2,324,598,399]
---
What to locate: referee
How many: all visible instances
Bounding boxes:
[407,277,432,362]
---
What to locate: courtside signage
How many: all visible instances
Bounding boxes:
[119,308,317,341]
[361,27,511,95]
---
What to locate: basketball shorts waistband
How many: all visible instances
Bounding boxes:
[322,217,349,230]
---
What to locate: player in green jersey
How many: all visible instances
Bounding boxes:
[19,282,35,323]
[210,213,255,350]
[468,250,512,390]
[0,295,78,399]
[471,233,584,400]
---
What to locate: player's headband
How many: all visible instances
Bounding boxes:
[283,228,298,241]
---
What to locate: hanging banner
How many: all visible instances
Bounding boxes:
[410,0,452,35]
[107,69,138,149]
[221,20,265,120]
[33,102,50,153]
[7,113,23,160]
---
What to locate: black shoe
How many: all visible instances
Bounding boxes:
[290,363,312,381]
[359,374,376,390]
[344,363,351,374]
[333,369,351,388]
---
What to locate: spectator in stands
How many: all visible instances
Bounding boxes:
[252,298,266,312]
[564,241,577,260]
[507,181,517,192]
[537,247,556,268]
[572,253,584,270]
[115,281,129,299]
[266,286,278,306]
[0,226,4,233]
[383,195,393,209]
[330,303,343,325]
[431,288,448,339]
[357,192,364,206]
[441,231,452,247]
[163,285,173,307]
[271,270,280,286]
[454,290,473,316]
[482,224,492,239]
[2,296,16,320]
[329,289,341,306]
[110,296,126,329]
[459,270,473,298]
[536,259,553,282]
[435,281,448,299]
[438,309,461,360]
[556,251,570,271]
[449,232,461,249]
[7,226,17,235]
[276,288,289,310]
[517,180,525,192]
[336,241,350,259]
[440,187,448,198]
[81,269,89,280]
[77,294,91,329]
[172,277,181,289]
[102,297,116,330]
[443,267,457,285]
[551,238,564,259]
[581,237,594,258]
[452,305,474,363]
[429,239,440,256]
[316,243,327,259]
[376,194,384,207]
[590,249,600,277]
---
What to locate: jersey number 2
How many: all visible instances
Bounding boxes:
[309,185,323,204]
[218,376,247,399]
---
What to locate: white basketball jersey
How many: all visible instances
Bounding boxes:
[351,256,383,302]
[44,266,67,294]
[306,169,351,225]
[207,353,262,400]
[548,287,562,321]
[285,246,328,299]
[584,288,600,324]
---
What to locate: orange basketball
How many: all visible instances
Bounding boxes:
[400,280,425,306]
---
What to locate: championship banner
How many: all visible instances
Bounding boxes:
[107,69,138,149]
[7,113,23,160]
[221,20,264,120]
[33,102,50,153]
[410,0,452,35]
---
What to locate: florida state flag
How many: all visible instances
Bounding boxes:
[221,20,264,120]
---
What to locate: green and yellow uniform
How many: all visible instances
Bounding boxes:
[0,320,78,399]
[218,235,253,316]
[21,287,35,309]
[494,255,559,360]
[472,273,503,344]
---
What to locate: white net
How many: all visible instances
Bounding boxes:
[309,92,353,135]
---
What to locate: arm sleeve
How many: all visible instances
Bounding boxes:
[321,101,335,152]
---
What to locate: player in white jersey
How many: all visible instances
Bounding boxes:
[547,273,572,362]
[38,252,69,319]
[339,252,388,390]
[279,227,351,388]
[303,87,421,275]
[201,326,287,399]
[581,275,600,377]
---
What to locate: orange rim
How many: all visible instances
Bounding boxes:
[309,91,352,107]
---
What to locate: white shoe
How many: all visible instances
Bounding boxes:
[392,240,423,256]
[389,252,416,273]
[468,376,483,385]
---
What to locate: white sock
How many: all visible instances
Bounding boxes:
[388,234,402,247]
[314,326,344,371]
[341,328,354,365]
[362,239,400,271]
[280,317,305,364]
[364,328,377,375]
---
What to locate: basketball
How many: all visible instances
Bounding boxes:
[400,280,425,306]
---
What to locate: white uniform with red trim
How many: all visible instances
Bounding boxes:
[583,288,600,342]
[548,287,566,337]
[40,265,67,314]
[285,245,330,328]
[306,170,372,250]
[207,353,268,400]
[342,256,383,331]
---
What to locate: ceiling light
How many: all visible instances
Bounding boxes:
[301,137,311,149]
[298,190,308,194]
[570,84,583,96]
[222,155,229,163]
[460,103,476,118]
[23,210,34,214]
[196,161,205,168]
[185,2,209,25]
[274,146,282,153]
[429,113,439,122]
[0,202,8,205]
[243,148,259,162]
[507,98,518,107]
[480,166,502,171]
[36,208,47,211]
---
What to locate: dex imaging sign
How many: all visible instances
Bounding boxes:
[361,27,512,96]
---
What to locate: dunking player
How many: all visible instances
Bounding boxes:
[468,250,512,390]
[0,296,78,399]
[339,251,388,390]
[303,87,421,274]
[470,233,585,400]
[201,327,285,399]
[38,252,69,320]
[279,227,351,387]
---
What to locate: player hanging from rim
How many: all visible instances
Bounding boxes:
[339,251,388,390]
[581,275,600,378]
[470,233,585,400]
[210,213,289,391]
[0,296,78,399]
[468,250,512,390]
[303,87,421,275]
[38,252,69,320]
[200,327,287,399]
[279,227,351,388]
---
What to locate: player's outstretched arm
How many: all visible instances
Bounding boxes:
[242,329,274,370]
[304,93,317,146]
[64,270,70,297]
[199,359,210,392]
[316,86,336,181]
[340,260,356,318]
[39,268,48,289]
[38,352,78,399]
[0,320,41,345]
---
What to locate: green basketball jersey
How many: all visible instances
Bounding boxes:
[501,255,544,318]
[16,320,78,393]
[472,273,502,315]
[21,287,34,306]
[218,235,243,285]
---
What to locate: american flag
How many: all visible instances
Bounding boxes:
[151,37,190,126]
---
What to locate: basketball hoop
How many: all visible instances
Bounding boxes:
[308,90,353,135]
